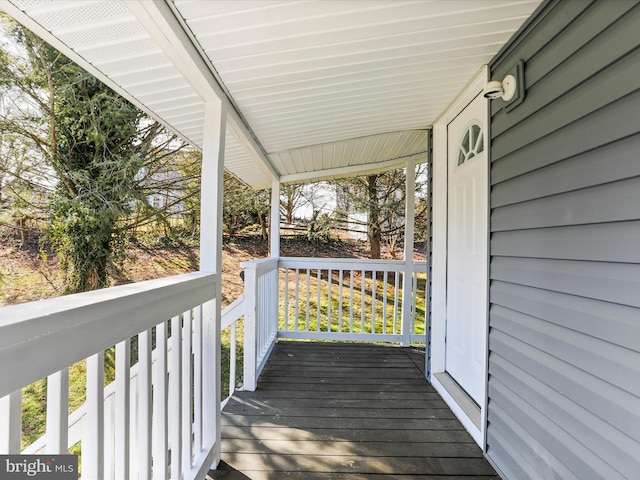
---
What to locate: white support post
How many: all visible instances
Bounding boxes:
[242,263,258,391]
[270,180,280,258]
[200,99,225,468]
[0,390,22,454]
[269,181,281,350]
[200,105,225,272]
[401,158,417,346]
[201,299,218,464]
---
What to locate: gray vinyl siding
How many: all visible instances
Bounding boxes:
[486,1,640,479]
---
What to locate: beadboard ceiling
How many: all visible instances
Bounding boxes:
[1,0,541,188]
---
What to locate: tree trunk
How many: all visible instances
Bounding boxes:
[18,217,25,244]
[367,175,381,259]
[370,223,381,259]
[258,211,268,241]
[387,235,399,260]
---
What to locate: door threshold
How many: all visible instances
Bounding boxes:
[433,372,481,430]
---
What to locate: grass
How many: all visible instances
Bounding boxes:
[0,266,63,305]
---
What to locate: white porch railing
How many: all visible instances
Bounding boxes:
[0,257,426,474]
[241,258,280,391]
[220,295,245,406]
[0,272,220,480]
[279,257,427,342]
[241,257,428,390]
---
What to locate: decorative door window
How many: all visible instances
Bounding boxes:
[457,123,484,166]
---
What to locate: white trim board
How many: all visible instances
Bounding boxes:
[429,64,489,449]
[432,373,482,446]
[433,372,480,429]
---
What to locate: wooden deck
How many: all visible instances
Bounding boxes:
[209,342,499,479]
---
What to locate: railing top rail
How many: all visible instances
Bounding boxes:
[0,272,215,326]
[241,256,279,276]
[412,261,428,272]
[0,272,217,398]
[221,294,244,330]
[240,256,428,273]
[279,256,409,272]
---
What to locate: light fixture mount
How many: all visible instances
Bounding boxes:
[484,60,525,112]
[501,74,517,101]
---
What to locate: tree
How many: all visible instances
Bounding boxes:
[222,172,271,239]
[0,16,188,292]
[124,147,200,239]
[280,183,305,224]
[333,164,427,259]
[223,172,253,235]
[172,149,202,237]
[253,188,271,241]
[0,116,50,242]
[334,172,399,259]
[414,195,429,243]
[305,209,334,245]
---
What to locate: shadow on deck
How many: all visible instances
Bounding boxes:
[209,342,499,479]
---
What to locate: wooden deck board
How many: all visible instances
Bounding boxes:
[224,397,448,409]
[222,440,483,457]
[209,342,500,479]
[220,426,475,444]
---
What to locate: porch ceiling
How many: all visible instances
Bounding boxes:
[0,0,541,189]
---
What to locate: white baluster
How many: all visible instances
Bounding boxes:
[85,352,105,479]
[383,271,389,334]
[115,340,130,480]
[305,269,310,332]
[193,307,203,454]
[181,310,193,472]
[170,315,182,479]
[139,329,152,480]
[152,321,169,480]
[46,368,69,453]
[349,270,355,333]
[338,270,344,332]
[0,390,22,453]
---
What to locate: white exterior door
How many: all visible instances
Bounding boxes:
[445,93,488,404]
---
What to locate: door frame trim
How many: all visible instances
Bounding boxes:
[430,64,489,448]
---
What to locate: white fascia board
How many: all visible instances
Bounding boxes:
[279,152,428,185]
[226,114,278,182]
[125,0,279,182]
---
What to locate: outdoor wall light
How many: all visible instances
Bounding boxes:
[483,60,525,112]
[483,75,517,101]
